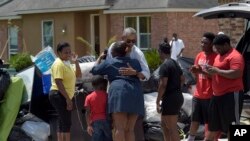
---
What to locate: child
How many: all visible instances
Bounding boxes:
[84,75,113,141]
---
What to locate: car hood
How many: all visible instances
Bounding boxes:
[193,2,250,19]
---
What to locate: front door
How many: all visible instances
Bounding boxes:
[90,14,100,55]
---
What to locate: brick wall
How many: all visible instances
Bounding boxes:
[108,12,219,58]
[0,20,23,61]
[0,21,8,61]
[218,0,244,47]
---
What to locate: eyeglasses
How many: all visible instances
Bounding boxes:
[126,39,136,44]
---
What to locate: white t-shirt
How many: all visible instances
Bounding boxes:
[169,39,185,60]
[106,43,150,80]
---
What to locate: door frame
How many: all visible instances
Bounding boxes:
[90,14,100,51]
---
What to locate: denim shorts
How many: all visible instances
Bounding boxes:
[91,119,113,141]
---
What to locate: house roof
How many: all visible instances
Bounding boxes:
[0,0,109,19]
[105,0,218,13]
[0,0,218,19]
[0,0,22,19]
[14,0,109,14]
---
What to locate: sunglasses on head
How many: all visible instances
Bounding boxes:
[126,39,136,44]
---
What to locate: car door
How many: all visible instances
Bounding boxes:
[194,1,250,93]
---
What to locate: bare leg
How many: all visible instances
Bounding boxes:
[57,132,63,141]
[214,131,221,141]
[187,121,200,141]
[65,132,70,141]
[162,115,180,141]
[205,131,217,141]
[161,116,170,141]
[125,114,138,141]
[112,113,127,141]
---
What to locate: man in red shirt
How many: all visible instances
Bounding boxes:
[188,32,217,141]
[84,75,112,141]
[205,34,244,141]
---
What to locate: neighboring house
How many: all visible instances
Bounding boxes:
[0,0,219,61]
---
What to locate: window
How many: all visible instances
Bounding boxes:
[8,26,19,57]
[125,16,151,49]
[42,20,54,48]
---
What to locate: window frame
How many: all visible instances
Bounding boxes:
[8,26,19,58]
[41,20,54,49]
[124,15,151,50]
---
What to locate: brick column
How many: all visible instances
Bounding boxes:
[218,0,244,47]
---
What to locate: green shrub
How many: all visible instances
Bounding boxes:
[9,53,33,72]
[144,49,161,71]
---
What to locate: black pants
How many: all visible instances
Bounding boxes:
[49,90,71,132]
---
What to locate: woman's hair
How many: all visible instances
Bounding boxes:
[112,41,127,57]
[56,42,70,53]
[158,42,171,55]
[92,75,108,91]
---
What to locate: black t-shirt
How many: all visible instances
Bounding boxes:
[159,59,183,95]
[0,59,3,65]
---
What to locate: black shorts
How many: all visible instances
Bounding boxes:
[208,91,244,133]
[191,97,210,124]
[49,90,72,132]
[161,92,184,115]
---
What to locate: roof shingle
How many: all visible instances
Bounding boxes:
[109,0,218,10]
[0,0,219,19]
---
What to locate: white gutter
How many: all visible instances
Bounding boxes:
[0,15,22,20]
[16,5,110,15]
[104,8,203,14]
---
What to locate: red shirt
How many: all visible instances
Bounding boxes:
[194,52,217,99]
[212,48,244,96]
[84,90,107,122]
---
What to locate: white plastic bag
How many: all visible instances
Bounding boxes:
[182,93,193,117]
[144,92,161,122]
[79,62,95,82]
[21,121,50,141]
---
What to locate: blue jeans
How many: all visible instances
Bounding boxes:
[92,120,113,141]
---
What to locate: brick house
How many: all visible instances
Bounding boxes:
[0,0,219,62]
[217,0,245,46]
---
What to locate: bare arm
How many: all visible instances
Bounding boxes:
[71,53,82,78]
[156,77,168,113]
[85,107,93,136]
[74,60,82,78]
[178,48,184,57]
[207,66,241,79]
[95,52,106,65]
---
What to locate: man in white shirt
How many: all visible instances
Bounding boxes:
[106,27,150,81]
[169,33,185,61]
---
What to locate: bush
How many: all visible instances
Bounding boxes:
[9,53,33,72]
[144,49,161,71]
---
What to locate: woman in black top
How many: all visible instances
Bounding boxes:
[156,42,184,141]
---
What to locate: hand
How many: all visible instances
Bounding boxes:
[119,63,137,76]
[207,65,219,75]
[87,125,94,136]
[71,53,78,62]
[156,103,161,114]
[99,52,106,60]
[66,99,73,111]
[190,65,202,73]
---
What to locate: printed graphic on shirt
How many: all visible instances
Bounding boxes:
[198,58,209,79]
